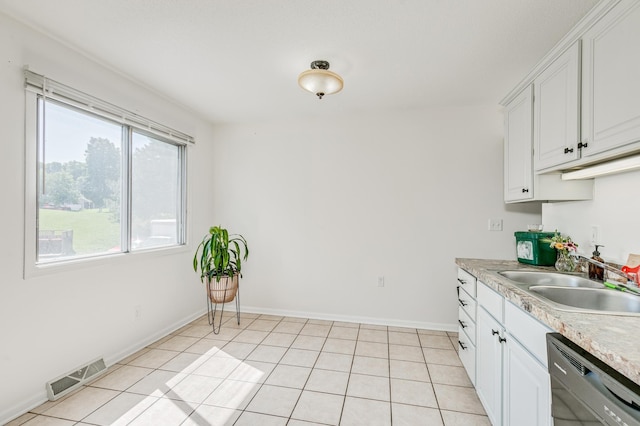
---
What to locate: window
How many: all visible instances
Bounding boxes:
[25,71,190,267]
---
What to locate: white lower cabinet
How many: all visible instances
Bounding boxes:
[474,280,552,426]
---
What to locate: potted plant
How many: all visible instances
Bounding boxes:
[193,225,249,304]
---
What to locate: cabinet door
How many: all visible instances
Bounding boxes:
[503,336,551,426]
[582,0,640,156]
[504,85,534,202]
[476,307,504,426]
[534,42,580,170]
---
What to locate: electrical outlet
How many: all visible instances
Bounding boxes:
[591,225,600,245]
[377,276,385,287]
[488,218,503,231]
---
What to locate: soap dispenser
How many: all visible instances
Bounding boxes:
[589,245,605,281]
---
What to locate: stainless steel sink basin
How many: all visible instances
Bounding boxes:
[498,270,604,288]
[528,286,640,315]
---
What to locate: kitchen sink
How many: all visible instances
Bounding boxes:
[528,286,640,315]
[498,270,604,288]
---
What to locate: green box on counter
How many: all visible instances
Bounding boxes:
[515,231,556,266]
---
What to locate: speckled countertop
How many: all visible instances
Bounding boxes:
[456,258,640,386]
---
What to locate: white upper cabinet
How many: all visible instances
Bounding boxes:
[581,0,640,156]
[534,42,581,170]
[504,86,533,202]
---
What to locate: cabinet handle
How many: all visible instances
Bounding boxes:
[521,188,529,193]
[499,336,507,343]
[564,147,575,154]
[458,340,467,350]
[457,278,466,285]
[578,141,588,149]
[491,329,499,335]
[458,299,467,307]
[458,319,467,329]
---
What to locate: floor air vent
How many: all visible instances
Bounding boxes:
[46,357,107,400]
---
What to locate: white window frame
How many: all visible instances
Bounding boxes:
[24,70,192,278]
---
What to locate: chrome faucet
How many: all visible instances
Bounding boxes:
[572,253,638,287]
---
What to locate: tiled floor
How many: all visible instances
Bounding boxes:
[8,313,489,426]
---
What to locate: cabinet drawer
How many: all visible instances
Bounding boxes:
[457,325,476,386]
[458,304,476,345]
[457,269,477,297]
[458,287,476,320]
[505,301,552,367]
[477,281,504,322]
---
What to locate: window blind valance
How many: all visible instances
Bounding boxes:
[24,68,195,145]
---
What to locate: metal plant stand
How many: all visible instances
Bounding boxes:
[206,276,241,334]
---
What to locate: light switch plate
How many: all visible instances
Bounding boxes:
[488,218,503,232]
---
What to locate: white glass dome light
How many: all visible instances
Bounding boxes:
[298,60,344,99]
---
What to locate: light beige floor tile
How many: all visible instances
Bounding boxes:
[156,335,200,351]
[226,360,276,384]
[261,332,297,347]
[127,348,179,369]
[5,412,37,426]
[126,369,185,397]
[340,396,391,426]
[184,338,225,355]
[234,411,288,426]
[389,344,425,362]
[245,384,302,417]
[390,378,438,407]
[90,365,152,391]
[423,348,463,367]
[429,364,473,387]
[307,319,334,326]
[360,324,388,331]
[182,404,240,426]
[217,341,257,359]
[247,319,279,332]
[450,336,459,352]
[291,335,326,351]
[346,373,390,401]
[447,331,458,338]
[314,352,354,372]
[300,323,331,337]
[441,410,491,426]
[351,356,389,377]
[417,329,448,336]
[202,379,260,409]
[388,326,417,334]
[147,334,173,348]
[158,352,209,374]
[332,321,360,328]
[291,390,344,425]
[419,334,455,349]
[281,316,308,323]
[434,384,486,415]
[42,387,119,421]
[128,397,192,426]
[358,329,388,343]
[279,348,319,367]
[233,329,269,344]
[265,364,311,389]
[323,338,356,355]
[273,322,305,334]
[257,314,284,321]
[389,331,421,347]
[19,416,76,426]
[208,327,241,341]
[392,403,443,426]
[192,356,242,378]
[328,326,358,340]
[305,369,349,395]
[390,359,430,382]
[355,341,388,358]
[82,392,157,426]
[246,345,287,363]
[178,325,215,338]
[164,374,222,403]
[287,420,328,426]
[117,348,150,365]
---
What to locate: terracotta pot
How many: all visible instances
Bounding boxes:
[207,273,238,303]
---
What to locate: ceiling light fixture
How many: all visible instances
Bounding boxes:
[298,60,344,100]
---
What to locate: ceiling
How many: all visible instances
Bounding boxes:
[0,0,599,124]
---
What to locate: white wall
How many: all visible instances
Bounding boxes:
[211,108,541,329]
[542,169,640,264]
[0,14,215,422]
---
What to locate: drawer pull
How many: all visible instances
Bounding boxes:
[578,141,588,149]
[491,329,499,336]
[458,299,468,307]
[522,188,529,193]
[457,278,466,285]
[458,340,467,350]
[458,319,467,329]
[564,147,574,154]
[499,336,507,344]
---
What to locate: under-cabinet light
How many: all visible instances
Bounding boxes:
[561,155,640,180]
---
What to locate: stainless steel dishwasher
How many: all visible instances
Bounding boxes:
[547,333,640,425]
